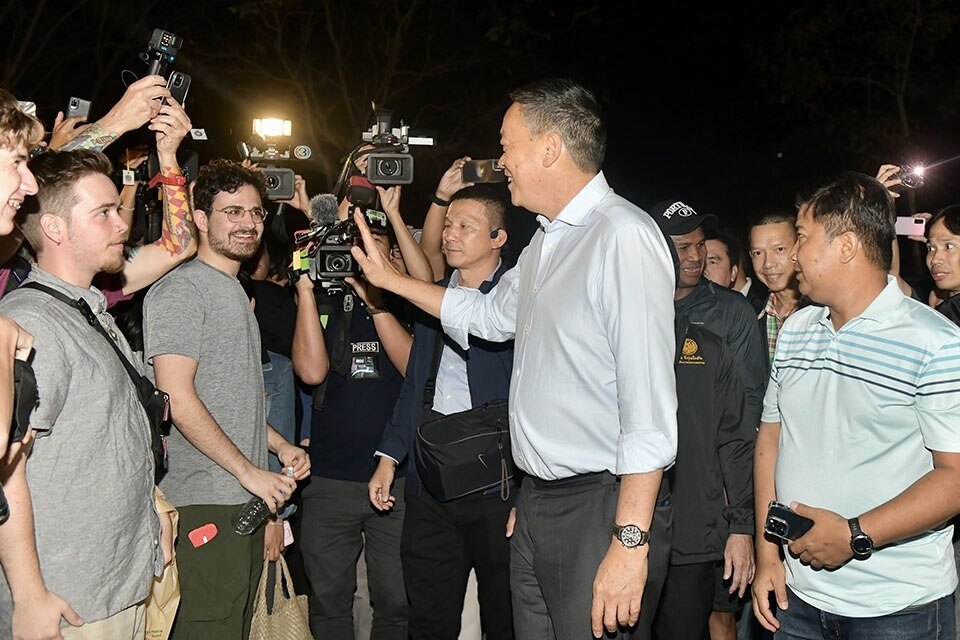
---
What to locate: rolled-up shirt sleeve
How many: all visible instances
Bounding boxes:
[440,254,523,349]
[599,223,678,475]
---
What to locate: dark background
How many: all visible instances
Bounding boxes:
[5,0,959,277]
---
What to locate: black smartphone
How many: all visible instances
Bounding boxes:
[462,159,505,184]
[166,71,191,105]
[65,97,92,120]
[764,501,814,541]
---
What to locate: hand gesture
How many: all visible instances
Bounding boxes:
[723,533,755,597]
[275,442,311,480]
[907,211,932,243]
[350,211,402,290]
[591,543,648,637]
[751,552,788,632]
[238,466,297,514]
[150,97,191,160]
[279,175,310,213]
[368,457,397,512]
[376,185,402,218]
[436,156,473,201]
[786,502,853,569]
[101,75,170,136]
[875,164,902,198]
[48,112,90,151]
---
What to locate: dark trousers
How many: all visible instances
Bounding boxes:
[300,476,407,640]
[653,561,715,640]
[511,472,672,640]
[170,504,264,640]
[401,486,514,640]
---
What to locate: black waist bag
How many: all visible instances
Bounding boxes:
[415,399,516,501]
[413,330,517,501]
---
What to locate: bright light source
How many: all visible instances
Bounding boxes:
[252,118,292,138]
[914,165,925,176]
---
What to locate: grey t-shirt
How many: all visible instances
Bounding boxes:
[0,267,159,628]
[143,258,268,506]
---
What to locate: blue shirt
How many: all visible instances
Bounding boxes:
[440,172,678,480]
[763,277,960,616]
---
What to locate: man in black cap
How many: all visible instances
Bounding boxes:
[650,200,766,638]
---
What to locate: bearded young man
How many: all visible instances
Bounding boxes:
[143,160,309,640]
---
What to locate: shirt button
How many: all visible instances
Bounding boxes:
[523,325,530,335]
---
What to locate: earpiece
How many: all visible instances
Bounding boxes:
[490,228,501,239]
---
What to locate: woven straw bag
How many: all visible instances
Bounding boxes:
[249,556,311,640]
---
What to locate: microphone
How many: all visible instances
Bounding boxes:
[309,193,339,227]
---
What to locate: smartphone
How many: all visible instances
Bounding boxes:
[166,71,191,105]
[64,97,91,121]
[462,159,505,184]
[764,501,814,542]
[187,522,218,548]
[895,216,926,236]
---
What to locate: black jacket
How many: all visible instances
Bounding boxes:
[668,317,753,564]
[743,278,769,316]
[675,277,766,429]
[936,294,960,327]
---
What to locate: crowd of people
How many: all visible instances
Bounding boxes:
[0,73,957,640]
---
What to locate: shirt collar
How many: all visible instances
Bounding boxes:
[27,266,108,314]
[536,172,611,231]
[816,275,903,330]
[761,292,799,321]
[449,259,502,289]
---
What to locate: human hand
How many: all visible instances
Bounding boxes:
[505,507,516,538]
[279,175,310,213]
[875,164,902,198]
[0,316,34,363]
[241,158,259,171]
[591,542,647,637]
[436,156,473,201]
[238,466,297,514]
[786,503,853,569]
[264,521,284,561]
[350,211,402,290]
[12,588,83,640]
[275,442,310,480]
[122,147,150,172]
[2,428,33,467]
[150,97,191,161]
[723,533,755,597]
[48,112,90,151]
[353,144,374,175]
[99,75,170,136]
[751,554,787,632]
[368,456,397,512]
[376,185,402,218]
[345,276,385,312]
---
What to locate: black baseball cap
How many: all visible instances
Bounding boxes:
[649,200,718,236]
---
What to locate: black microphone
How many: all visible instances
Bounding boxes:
[309,193,339,227]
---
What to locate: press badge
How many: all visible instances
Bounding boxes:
[122,169,136,186]
[351,341,381,379]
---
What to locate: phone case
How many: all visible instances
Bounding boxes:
[188,522,218,548]
[764,502,814,541]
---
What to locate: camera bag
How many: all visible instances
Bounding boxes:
[20,283,169,479]
[414,332,517,502]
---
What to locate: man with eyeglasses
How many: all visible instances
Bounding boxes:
[143,159,310,640]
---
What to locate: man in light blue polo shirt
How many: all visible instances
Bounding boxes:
[752,172,960,639]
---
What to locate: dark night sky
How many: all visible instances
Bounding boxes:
[8,1,960,268]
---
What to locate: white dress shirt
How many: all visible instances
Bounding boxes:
[440,172,678,480]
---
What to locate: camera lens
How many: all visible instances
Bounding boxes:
[377,159,400,177]
[326,254,351,272]
[265,175,280,190]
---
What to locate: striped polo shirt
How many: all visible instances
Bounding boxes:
[763,277,960,617]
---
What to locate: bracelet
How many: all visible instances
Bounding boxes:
[367,306,389,316]
[429,193,450,207]
[118,205,134,211]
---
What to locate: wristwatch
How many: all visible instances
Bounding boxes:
[848,517,874,559]
[612,523,649,548]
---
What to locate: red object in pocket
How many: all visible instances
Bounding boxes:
[188,523,218,548]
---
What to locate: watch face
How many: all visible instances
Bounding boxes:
[619,525,646,548]
[852,535,872,555]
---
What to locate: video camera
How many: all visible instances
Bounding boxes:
[237,122,313,201]
[358,107,434,185]
[140,28,183,79]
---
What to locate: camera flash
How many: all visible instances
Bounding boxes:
[913,165,925,176]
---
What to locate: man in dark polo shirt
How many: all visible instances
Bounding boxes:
[299,214,411,640]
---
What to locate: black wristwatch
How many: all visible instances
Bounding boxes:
[612,524,649,549]
[848,517,874,559]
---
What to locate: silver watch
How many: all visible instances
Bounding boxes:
[612,523,649,548]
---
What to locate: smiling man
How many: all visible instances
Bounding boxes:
[351,79,678,640]
[749,214,803,366]
[752,173,960,640]
[143,160,309,640]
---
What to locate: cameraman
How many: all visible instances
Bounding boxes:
[299,193,426,639]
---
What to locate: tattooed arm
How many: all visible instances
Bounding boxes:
[119,98,196,295]
[58,75,170,152]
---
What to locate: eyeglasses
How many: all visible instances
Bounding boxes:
[215,206,268,224]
